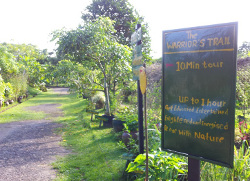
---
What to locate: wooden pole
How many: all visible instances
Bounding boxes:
[137,80,144,154]
[144,92,148,181]
[188,157,200,181]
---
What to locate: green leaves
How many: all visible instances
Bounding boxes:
[52,17,132,115]
[126,151,187,180]
[236,67,250,116]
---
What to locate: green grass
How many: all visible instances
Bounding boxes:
[0,96,46,123]
[54,99,127,181]
[0,88,72,123]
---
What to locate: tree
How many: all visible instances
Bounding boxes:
[238,41,250,58]
[82,0,136,46]
[51,28,90,63]
[19,56,45,87]
[82,0,152,63]
[0,45,19,81]
[80,17,132,115]
[52,17,132,115]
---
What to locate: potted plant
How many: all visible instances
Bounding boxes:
[119,108,138,145]
[112,118,125,132]
[112,107,127,132]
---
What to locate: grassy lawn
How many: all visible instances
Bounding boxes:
[0,88,71,123]
[54,93,127,181]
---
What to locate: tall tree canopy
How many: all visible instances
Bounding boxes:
[82,0,136,46]
[82,0,152,62]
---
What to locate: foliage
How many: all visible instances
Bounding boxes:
[238,119,250,143]
[115,106,138,132]
[39,82,47,92]
[126,151,187,181]
[236,67,250,116]
[43,64,56,86]
[27,86,41,96]
[82,0,152,63]
[200,145,250,180]
[10,74,28,100]
[1,43,50,63]
[91,91,105,109]
[52,17,132,116]
[0,45,19,80]
[4,82,14,99]
[233,142,250,179]
[18,56,46,87]
[82,0,135,46]
[238,41,250,58]
[118,137,139,156]
[54,59,75,85]
[0,75,6,101]
[147,110,161,151]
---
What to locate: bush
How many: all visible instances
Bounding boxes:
[4,82,14,100]
[126,151,187,180]
[91,91,105,109]
[10,74,28,100]
[236,67,250,116]
[200,145,250,180]
[0,75,5,102]
[27,86,41,96]
[39,82,47,92]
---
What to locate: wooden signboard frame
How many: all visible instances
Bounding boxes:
[162,22,238,168]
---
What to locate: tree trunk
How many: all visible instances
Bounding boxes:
[104,77,111,116]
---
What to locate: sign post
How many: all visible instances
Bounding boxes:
[162,22,238,178]
[132,24,144,154]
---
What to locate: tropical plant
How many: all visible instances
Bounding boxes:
[115,106,138,132]
[200,144,250,180]
[126,151,187,181]
[238,119,250,143]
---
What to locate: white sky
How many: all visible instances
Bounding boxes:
[0,0,249,58]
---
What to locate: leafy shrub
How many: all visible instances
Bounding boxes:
[10,74,28,100]
[238,119,250,144]
[91,91,105,109]
[200,144,250,180]
[39,82,47,92]
[115,106,138,132]
[126,151,187,181]
[4,82,14,100]
[236,67,250,116]
[27,86,40,96]
[0,75,5,102]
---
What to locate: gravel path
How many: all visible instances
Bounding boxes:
[0,88,70,181]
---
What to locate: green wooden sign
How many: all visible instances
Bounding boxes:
[162,22,238,168]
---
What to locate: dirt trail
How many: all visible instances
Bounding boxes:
[0,88,70,181]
